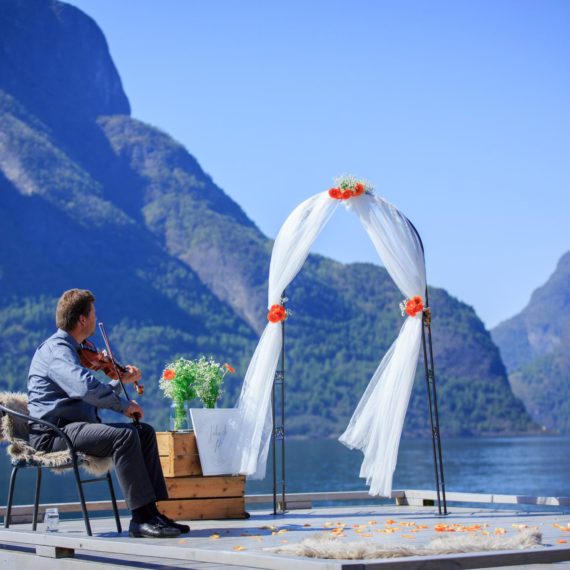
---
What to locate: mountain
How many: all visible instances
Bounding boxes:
[492,252,570,432]
[0,0,536,437]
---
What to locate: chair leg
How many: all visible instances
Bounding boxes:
[106,472,122,533]
[5,466,18,528]
[32,467,42,531]
[72,463,92,536]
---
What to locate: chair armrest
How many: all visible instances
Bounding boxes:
[0,403,76,456]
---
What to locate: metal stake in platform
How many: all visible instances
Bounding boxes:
[272,292,287,515]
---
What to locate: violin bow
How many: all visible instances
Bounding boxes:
[98,322,141,428]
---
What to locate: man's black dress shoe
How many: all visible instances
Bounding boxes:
[156,513,190,534]
[129,516,181,538]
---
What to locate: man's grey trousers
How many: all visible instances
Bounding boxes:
[42,422,168,511]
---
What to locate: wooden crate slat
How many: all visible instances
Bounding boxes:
[155,432,172,456]
[160,455,202,478]
[165,476,244,499]
[157,497,246,521]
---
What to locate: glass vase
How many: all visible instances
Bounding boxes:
[169,400,191,432]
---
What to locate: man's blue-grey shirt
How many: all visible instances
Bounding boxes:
[28,329,130,424]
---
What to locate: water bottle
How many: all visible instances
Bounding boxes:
[44,507,59,532]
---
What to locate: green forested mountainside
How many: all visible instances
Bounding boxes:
[492,252,570,432]
[0,0,536,436]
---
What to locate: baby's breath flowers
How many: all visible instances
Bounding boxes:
[160,357,234,408]
[328,175,374,201]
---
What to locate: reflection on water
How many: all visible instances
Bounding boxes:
[1,436,569,509]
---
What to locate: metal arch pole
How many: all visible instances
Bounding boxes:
[280,298,286,514]
[271,368,277,515]
[406,217,448,515]
[271,291,287,515]
[424,286,447,515]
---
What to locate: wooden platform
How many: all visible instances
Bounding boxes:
[3,495,570,569]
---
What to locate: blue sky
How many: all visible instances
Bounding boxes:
[67,0,569,328]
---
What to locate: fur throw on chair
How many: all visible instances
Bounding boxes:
[0,392,113,476]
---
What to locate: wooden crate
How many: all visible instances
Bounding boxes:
[156,431,247,521]
[156,431,202,477]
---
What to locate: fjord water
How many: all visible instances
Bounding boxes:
[2,436,569,509]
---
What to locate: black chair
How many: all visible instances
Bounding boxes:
[0,393,122,536]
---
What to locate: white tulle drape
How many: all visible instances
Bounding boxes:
[225,190,426,495]
[224,192,338,478]
[339,194,426,496]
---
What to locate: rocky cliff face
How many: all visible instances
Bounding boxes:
[0,0,130,127]
[492,252,570,431]
[493,252,570,371]
[0,0,537,436]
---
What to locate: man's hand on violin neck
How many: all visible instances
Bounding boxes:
[124,400,144,420]
[122,365,142,384]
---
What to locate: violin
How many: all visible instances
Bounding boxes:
[78,339,144,395]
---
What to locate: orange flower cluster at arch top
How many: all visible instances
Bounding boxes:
[328,182,365,201]
[404,295,424,317]
[267,304,287,323]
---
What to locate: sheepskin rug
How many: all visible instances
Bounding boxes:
[267,528,542,560]
[0,392,112,476]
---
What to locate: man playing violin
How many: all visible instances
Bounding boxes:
[27,289,189,538]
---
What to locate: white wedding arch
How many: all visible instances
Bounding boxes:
[223,179,439,498]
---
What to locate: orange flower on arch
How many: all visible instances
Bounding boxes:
[267,304,287,323]
[328,188,342,199]
[163,369,176,381]
[405,296,424,318]
[328,177,372,200]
